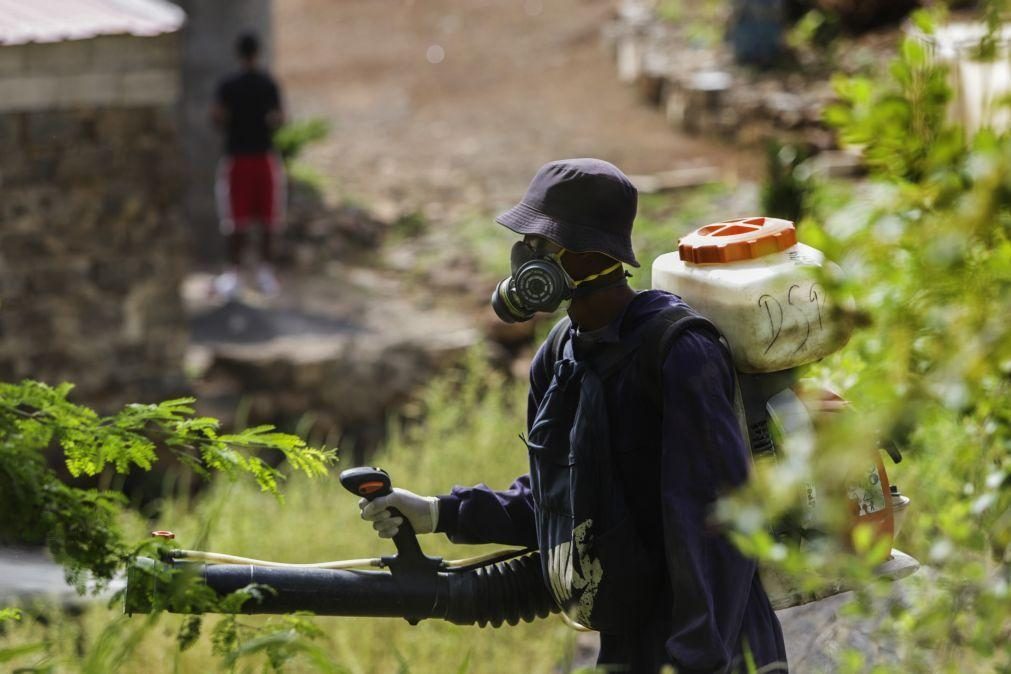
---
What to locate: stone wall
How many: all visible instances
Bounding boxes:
[603,1,898,163]
[0,34,181,110]
[604,1,842,153]
[0,34,188,407]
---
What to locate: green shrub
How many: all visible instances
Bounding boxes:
[0,380,334,672]
[274,119,331,166]
[726,11,1010,672]
[274,118,332,191]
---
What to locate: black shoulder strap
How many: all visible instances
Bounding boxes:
[591,306,717,383]
[544,306,716,385]
[545,316,572,369]
[639,305,751,452]
[638,305,724,411]
[541,305,750,453]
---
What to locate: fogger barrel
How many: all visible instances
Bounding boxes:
[128,468,559,627]
[126,552,558,627]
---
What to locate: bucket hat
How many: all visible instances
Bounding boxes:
[495,158,640,267]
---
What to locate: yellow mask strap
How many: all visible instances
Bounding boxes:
[572,260,623,287]
[552,249,623,287]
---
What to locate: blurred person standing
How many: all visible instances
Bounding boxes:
[212,32,285,298]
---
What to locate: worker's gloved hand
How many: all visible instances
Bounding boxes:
[359,488,439,538]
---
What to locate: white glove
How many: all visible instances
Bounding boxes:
[359,487,440,539]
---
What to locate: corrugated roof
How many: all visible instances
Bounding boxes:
[0,0,185,46]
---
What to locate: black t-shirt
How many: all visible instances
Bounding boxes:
[215,69,282,155]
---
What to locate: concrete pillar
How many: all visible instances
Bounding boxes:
[172,0,274,265]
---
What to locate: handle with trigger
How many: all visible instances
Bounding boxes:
[339,467,428,565]
[340,466,392,499]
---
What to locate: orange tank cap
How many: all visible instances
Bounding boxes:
[677,217,797,264]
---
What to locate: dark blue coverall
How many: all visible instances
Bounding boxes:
[435,290,788,673]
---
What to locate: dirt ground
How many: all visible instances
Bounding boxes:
[275,0,758,222]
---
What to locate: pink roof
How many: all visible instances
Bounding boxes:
[0,0,185,46]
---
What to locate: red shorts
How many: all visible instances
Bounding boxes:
[216,153,286,233]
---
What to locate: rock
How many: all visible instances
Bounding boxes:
[683,70,734,135]
[279,182,390,272]
[188,277,479,461]
[663,81,687,129]
[561,581,919,671]
[735,118,777,146]
[616,0,655,26]
[777,588,909,670]
[0,546,123,607]
[767,91,806,129]
[604,5,902,153]
[616,35,645,83]
[638,48,674,105]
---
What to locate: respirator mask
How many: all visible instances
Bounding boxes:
[491,238,624,323]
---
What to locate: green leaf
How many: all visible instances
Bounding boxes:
[910,8,936,35]
[177,615,202,652]
[0,607,22,622]
[0,375,333,589]
[901,37,927,68]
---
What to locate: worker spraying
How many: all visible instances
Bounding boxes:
[362,159,787,673]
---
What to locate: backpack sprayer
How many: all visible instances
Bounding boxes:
[653,217,919,603]
[126,216,918,622]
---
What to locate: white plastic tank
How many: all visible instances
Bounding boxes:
[652,217,851,373]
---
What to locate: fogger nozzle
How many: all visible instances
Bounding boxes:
[126,552,558,628]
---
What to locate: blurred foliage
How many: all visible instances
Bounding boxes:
[972,0,1008,61]
[656,0,728,47]
[0,378,336,671]
[785,8,841,70]
[389,210,429,240]
[274,118,331,190]
[824,22,962,182]
[0,378,333,590]
[725,9,1010,672]
[761,141,813,222]
[275,119,331,165]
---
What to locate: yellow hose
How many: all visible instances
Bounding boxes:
[175,547,532,571]
[557,610,594,632]
[444,548,530,569]
[173,550,382,570]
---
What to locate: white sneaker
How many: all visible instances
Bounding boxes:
[256,266,280,297]
[213,270,240,299]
